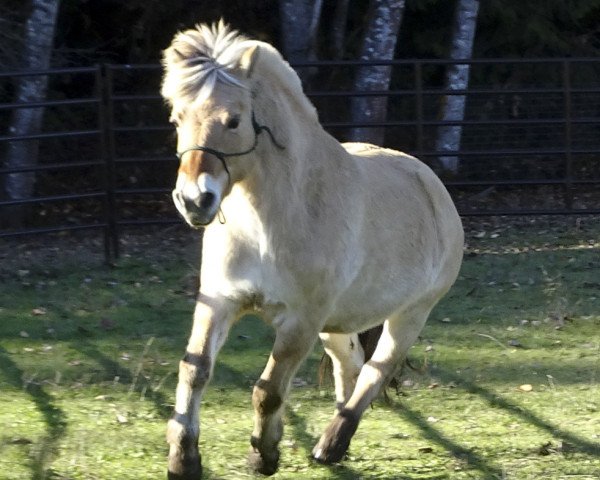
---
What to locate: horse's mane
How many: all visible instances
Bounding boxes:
[161,21,318,123]
[161,20,254,104]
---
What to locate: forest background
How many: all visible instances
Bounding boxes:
[2,0,600,228]
[3,1,600,68]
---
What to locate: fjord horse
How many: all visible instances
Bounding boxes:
[161,21,463,479]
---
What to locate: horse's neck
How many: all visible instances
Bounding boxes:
[226,68,349,238]
[243,147,309,228]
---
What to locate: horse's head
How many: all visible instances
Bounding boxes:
[168,80,258,226]
[161,22,260,227]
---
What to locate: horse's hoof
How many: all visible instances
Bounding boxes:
[167,452,202,479]
[312,441,348,464]
[311,410,359,464]
[247,449,280,476]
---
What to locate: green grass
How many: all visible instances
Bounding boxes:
[0,221,599,479]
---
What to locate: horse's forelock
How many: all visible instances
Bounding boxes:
[162,21,249,104]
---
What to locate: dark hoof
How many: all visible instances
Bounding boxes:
[247,449,280,476]
[312,410,359,464]
[167,452,202,480]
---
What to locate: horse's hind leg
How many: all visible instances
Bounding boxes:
[319,333,365,411]
[312,306,431,464]
[167,295,237,480]
[248,316,319,476]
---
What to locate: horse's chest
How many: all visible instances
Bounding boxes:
[201,232,289,304]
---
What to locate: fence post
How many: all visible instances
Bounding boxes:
[563,59,574,211]
[98,64,119,262]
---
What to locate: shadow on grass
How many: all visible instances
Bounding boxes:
[434,367,600,457]
[0,346,67,480]
[287,409,361,480]
[70,339,173,418]
[212,359,263,390]
[71,339,253,418]
[287,409,417,480]
[383,367,600,480]
[389,399,505,479]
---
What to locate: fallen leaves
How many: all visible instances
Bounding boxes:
[99,317,116,330]
[116,413,129,424]
[537,441,575,456]
[9,437,33,445]
[94,395,109,400]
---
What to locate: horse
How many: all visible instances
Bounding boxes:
[161,21,464,479]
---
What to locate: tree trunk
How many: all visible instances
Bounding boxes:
[3,0,60,226]
[435,0,480,174]
[278,0,323,84]
[349,0,405,146]
[330,0,350,60]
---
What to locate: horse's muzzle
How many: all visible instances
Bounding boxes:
[172,189,217,227]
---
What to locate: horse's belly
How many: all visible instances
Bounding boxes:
[322,285,414,333]
[321,253,448,333]
[321,311,387,334]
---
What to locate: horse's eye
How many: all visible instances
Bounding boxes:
[226,117,240,130]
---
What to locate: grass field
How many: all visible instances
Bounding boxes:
[0,219,599,479]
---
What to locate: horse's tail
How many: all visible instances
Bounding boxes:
[318,325,423,394]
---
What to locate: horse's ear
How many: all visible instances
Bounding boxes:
[239,45,259,78]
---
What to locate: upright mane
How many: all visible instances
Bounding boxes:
[161,21,253,104]
[162,21,318,123]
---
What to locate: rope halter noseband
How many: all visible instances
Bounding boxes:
[175,112,285,184]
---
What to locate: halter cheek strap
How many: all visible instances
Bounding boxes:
[175,112,284,225]
[175,112,285,183]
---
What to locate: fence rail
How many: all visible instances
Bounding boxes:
[1,58,600,261]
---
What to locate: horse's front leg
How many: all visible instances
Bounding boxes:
[167,294,237,480]
[248,315,319,475]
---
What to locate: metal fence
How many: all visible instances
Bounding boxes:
[1,59,600,261]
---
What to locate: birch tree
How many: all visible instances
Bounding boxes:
[3,0,61,223]
[278,0,323,83]
[349,0,405,146]
[435,0,480,174]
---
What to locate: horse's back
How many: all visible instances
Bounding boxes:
[342,142,460,233]
[342,142,461,232]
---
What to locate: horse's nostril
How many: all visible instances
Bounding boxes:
[199,191,216,209]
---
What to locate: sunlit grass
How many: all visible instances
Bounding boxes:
[0,222,599,479]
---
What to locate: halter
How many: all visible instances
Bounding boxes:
[175,112,285,183]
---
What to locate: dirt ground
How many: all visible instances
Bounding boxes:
[1,214,598,276]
